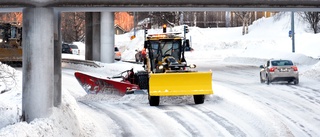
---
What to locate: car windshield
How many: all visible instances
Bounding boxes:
[62,44,69,48]
[69,45,78,49]
[271,60,293,66]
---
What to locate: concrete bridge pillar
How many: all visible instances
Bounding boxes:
[85,12,101,61]
[54,10,62,107]
[85,12,93,60]
[22,7,54,122]
[100,12,115,63]
[92,12,101,61]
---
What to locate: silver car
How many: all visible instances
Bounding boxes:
[260,59,299,85]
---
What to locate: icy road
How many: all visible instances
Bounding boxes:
[63,59,320,137]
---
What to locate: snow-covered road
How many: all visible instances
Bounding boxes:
[2,13,320,136]
[62,57,320,137]
[200,61,320,137]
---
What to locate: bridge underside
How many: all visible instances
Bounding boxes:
[0,0,320,10]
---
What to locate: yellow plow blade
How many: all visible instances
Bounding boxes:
[149,71,213,96]
[0,48,22,61]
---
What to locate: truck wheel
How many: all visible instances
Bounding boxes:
[194,95,205,104]
[134,71,149,89]
[148,94,160,106]
[147,81,159,106]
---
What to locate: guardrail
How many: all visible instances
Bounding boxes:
[121,60,143,64]
[61,58,100,68]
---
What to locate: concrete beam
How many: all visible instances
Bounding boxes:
[22,7,54,122]
[0,0,320,10]
[2,7,320,13]
[1,0,319,7]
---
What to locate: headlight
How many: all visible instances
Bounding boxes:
[159,65,164,69]
[189,64,196,68]
[0,39,2,43]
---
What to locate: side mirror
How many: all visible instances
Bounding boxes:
[144,41,148,49]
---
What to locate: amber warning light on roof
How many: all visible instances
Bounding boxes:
[163,24,167,33]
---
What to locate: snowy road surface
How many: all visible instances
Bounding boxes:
[63,59,320,137]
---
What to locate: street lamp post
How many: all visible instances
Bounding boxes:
[291,11,295,53]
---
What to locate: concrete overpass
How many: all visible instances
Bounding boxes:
[0,0,319,122]
[1,0,320,12]
[1,0,320,8]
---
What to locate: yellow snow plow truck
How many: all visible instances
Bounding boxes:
[140,25,213,106]
[74,25,213,106]
[0,22,22,64]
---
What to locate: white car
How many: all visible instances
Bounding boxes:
[260,59,299,85]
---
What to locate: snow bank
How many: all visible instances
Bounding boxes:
[0,87,96,137]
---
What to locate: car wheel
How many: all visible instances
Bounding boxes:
[266,75,270,85]
[260,73,265,83]
[293,78,299,85]
[194,95,205,104]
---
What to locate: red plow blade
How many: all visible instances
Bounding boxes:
[74,72,139,95]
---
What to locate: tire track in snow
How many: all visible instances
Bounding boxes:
[230,84,316,137]
[215,73,319,137]
[189,105,247,137]
[124,104,191,137]
[79,101,132,137]
[212,81,297,137]
[262,101,313,137]
[269,85,320,136]
[287,85,320,105]
[83,101,191,137]
[113,103,165,136]
[202,59,319,137]
[157,106,202,137]
[157,105,240,137]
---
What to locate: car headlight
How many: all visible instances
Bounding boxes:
[189,64,196,68]
[159,65,164,70]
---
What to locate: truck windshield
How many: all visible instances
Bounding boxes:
[150,40,181,60]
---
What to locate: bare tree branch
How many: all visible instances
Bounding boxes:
[0,63,17,94]
[234,11,253,35]
[300,12,320,34]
